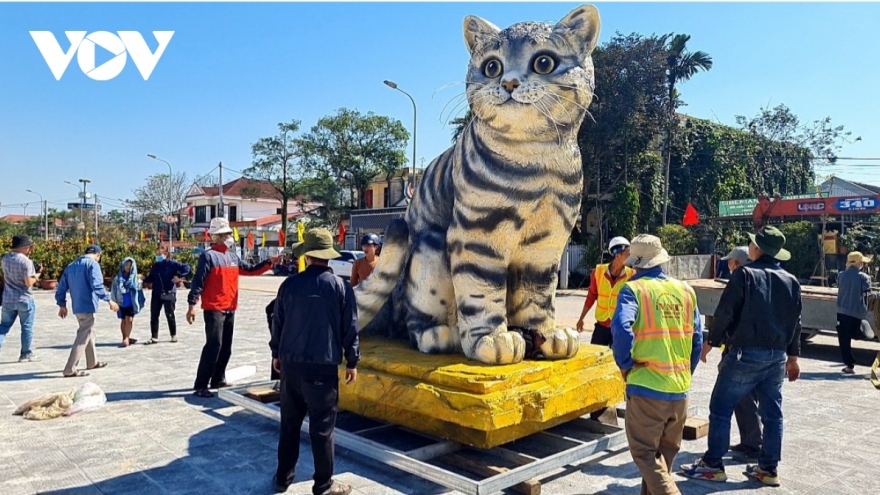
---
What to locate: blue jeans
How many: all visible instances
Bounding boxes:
[705,347,786,470]
[0,300,36,357]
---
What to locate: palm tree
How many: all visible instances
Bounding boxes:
[661,34,713,225]
[450,109,475,144]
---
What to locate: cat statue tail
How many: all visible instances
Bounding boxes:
[354,218,409,331]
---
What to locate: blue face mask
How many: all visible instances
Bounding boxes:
[156,256,165,262]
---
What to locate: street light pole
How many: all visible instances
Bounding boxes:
[25,189,47,241]
[147,154,175,252]
[383,80,418,199]
[79,179,91,241]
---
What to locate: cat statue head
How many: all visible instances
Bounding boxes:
[463,5,601,143]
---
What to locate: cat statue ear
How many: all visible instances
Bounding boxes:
[553,4,601,56]
[463,15,502,55]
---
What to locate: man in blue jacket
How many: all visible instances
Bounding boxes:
[270,228,359,495]
[611,234,703,495]
[55,245,119,377]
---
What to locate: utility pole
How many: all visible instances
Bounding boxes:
[94,195,100,239]
[218,161,224,219]
[79,178,91,240]
[147,154,175,252]
[26,190,47,241]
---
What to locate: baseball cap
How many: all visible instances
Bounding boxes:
[84,244,102,254]
[721,246,750,265]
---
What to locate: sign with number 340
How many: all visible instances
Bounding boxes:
[835,197,879,212]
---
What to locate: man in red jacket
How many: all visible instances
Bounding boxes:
[187,217,282,398]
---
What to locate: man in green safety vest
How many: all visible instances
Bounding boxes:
[611,234,703,495]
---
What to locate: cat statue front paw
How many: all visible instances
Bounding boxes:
[539,327,580,360]
[472,332,526,365]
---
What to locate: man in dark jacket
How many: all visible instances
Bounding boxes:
[143,243,191,345]
[682,226,802,488]
[270,228,358,495]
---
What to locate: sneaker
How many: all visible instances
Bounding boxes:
[744,465,780,486]
[680,458,727,482]
[18,353,36,362]
[170,336,178,343]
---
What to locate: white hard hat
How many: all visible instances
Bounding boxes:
[608,236,630,253]
[208,217,233,235]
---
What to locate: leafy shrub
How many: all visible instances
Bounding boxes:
[778,221,820,280]
[656,225,697,255]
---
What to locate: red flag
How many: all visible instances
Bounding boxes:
[338,222,346,243]
[278,229,286,247]
[203,227,209,241]
[159,231,165,242]
[247,231,255,250]
[187,205,194,217]
[682,203,700,226]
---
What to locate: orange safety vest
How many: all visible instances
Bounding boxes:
[594,263,634,322]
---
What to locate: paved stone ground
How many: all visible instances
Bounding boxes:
[1,276,879,495]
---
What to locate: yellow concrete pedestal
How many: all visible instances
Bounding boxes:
[337,337,625,449]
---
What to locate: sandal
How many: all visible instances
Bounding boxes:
[144,338,160,345]
[129,338,138,345]
[87,362,108,370]
[193,389,214,398]
[63,371,89,377]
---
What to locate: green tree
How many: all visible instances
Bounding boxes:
[242,120,307,235]
[298,108,409,209]
[778,221,821,280]
[450,109,475,144]
[735,103,860,169]
[661,33,713,225]
[577,32,671,237]
[609,182,639,240]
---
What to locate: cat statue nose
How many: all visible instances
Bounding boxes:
[501,78,520,94]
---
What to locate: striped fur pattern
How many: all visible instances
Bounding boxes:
[355,5,601,365]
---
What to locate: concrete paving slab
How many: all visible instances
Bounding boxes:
[0,286,878,495]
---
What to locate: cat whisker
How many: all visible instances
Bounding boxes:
[440,92,469,123]
[432,81,485,99]
[534,99,564,146]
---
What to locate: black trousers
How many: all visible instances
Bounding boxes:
[194,311,235,390]
[837,313,861,368]
[276,369,338,495]
[149,294,177,339]
[591,322,613,346]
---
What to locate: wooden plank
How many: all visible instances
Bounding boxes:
[243,387,280,404]
[535,431,581,451]
[683,417,709,440]
[484,447,537,466]
[440,452,541,495]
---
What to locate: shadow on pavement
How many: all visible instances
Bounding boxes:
[37,406,450,495]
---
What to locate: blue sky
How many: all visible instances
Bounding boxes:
[1,2,878,216]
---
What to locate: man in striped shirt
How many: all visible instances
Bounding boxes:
[0,234,40,362]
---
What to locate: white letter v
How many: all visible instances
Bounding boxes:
[30,31,86,80]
